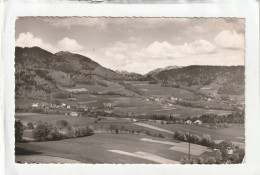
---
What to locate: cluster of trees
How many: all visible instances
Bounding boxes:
[197,111,244,124]
[156,65,244,88]
[218,84,244,95]
[108,124,165,138]
[52,91,73,99]
[180,141,244,164]
[174,130,215,148]
[118,81,143,95]
[32,121,93,141]
[15,119,93,142]
[15,120,24,142]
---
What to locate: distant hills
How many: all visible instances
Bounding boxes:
[146,65,181,76]
[15,46,245,99]
[155,65,245,95]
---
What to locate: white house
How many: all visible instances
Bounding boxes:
[61,103,67,107]
[194,120,202,125]
[67,105,71,109]
[31,103,39,108]
[184,120,192,125]
[70,112,79,117]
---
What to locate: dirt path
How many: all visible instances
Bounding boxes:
[134,123,175,134]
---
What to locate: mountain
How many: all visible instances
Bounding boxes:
[155,65,245,95]
[146,65,180,76]
[15,47,127,99]
[115,70,143,80]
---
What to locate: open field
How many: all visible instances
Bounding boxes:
[126,81,196,98]
[15,80,244,164]
[143,121,244,143]
[16,134,191,164]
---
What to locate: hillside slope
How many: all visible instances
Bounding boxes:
[155,65,245,95]
[15,47,127,99]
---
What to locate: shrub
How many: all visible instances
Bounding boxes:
[174,130,185,141]
[201,134,214,147]
[52,91,72,99]
[234,149,245,163]
[33,122,53,141]
[229,153,240,163]
[56,120,69,129]
[190,134,202,144]
[27,122,34,129]
[15,120,24,142]
[206,157,216,164]
[213,149,223,163]
[158,134,165,138]
[48,128,64,141]
[71,126,93,138]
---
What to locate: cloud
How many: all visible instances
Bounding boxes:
[215,30,244,50]
[143,39,215,59]
[16,32,55,53]
[98,39,216,74]
[57,37,84,52]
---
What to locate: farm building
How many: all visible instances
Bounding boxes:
[31,103,39,108]
[194,120,202,125]
[61,103,67,107]
[70,112,79,117]
[184,120,192,125]
[103,103,116,109]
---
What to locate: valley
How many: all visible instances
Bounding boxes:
[15,46,245,164]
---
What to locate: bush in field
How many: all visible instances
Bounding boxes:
[52,91,72,99]
[33,122,53,141]
[229,153,240,164]
[15,120,24,142]
[234,149,245,163]
[56,120,69,129]
[174,130,185,141]
[201,134,214,147]
[71,126,93,138]
[27,122,34,129]
[158,134,165,138]
[213,149,223,163]
[206,157,216,164]
[48,128,64,141]
[189,134,202,144]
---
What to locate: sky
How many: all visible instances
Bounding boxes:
[15,17,245,74]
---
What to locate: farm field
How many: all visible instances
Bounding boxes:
[142,121,245,143]
[126,81,196,98]
[16,134,196,164]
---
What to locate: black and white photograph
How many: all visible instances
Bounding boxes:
[14,17,246,164]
